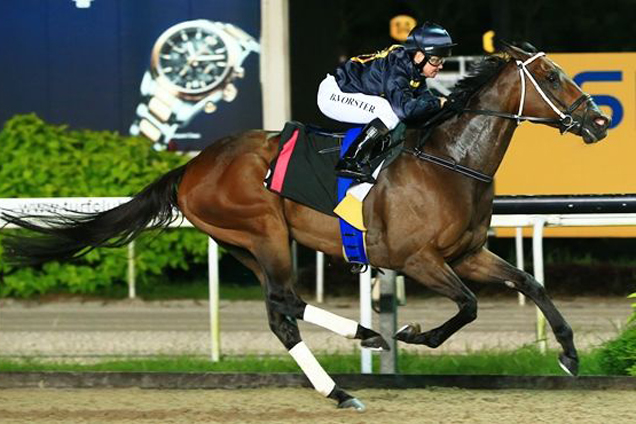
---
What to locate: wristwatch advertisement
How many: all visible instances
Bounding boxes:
[129,19,260,150]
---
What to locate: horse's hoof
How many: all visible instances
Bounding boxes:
[394,323,421,342]
[361,334,390,351]
[558,353,579,376]
[338,397,366,412]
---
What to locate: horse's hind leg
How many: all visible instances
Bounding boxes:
[302,304,390,351]
[453,247,579,376]
[224,240,387,350]
[262,255,388,352]
[231,236,368,410]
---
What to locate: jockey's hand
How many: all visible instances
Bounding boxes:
[439,97,448,108]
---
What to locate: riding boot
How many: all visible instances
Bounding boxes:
[336,118,390,183]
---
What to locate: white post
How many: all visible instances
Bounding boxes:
[515,227,526,306]
[532,218,547,353]
[208,237,220,362]
[127,241,136,299]
[359,267,373,374]
[260,0,291,130]
[316,251,324,303]
[378,269,397,374]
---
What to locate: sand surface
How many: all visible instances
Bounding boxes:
[0,387,634,424]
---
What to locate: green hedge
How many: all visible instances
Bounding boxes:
[597,326,636,376]
[0,114,209,297]
[597,293,636,376]
[628,293,636,376]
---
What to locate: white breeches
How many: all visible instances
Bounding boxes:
[317,74,400,130]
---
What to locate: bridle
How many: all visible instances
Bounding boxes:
[463,52,591,134]
[408,51,592,184]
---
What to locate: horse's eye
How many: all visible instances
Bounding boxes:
[546,72,559,87]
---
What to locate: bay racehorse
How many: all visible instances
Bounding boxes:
[1,43,610,410]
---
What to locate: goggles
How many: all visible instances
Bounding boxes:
[427,56,445,66]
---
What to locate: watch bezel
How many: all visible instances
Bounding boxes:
[149,20,238,101]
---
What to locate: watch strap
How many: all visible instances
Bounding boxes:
[130,72,188,147]
[218,22,260,64]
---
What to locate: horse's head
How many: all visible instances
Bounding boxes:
[502,43,610,144]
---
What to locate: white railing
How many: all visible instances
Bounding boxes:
[4,198,636,368]
[0,197,221,362]
[317,211,636,371]
[0,197,193,299]
[492,213,636,352]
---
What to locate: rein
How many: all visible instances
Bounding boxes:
[463,52,591,134]
[405,147,493,184]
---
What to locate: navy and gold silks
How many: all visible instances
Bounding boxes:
[334,45,441,122]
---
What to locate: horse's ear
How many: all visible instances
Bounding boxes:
[500,40,533,60]
[516,41,539,53]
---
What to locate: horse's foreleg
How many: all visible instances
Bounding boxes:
[453,247,578,376]
[396,251,478,348]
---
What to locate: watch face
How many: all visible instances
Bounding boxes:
[151,21,234,96]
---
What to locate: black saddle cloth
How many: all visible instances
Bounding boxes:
[265,122,342,216]
[265,121,405,217]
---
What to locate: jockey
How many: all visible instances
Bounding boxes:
[317,22,456,183]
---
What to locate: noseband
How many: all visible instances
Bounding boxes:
[464,52,591,134]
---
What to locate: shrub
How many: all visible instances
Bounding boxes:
[596,294,636,376]
[628,292,636,325]
[0,114,209,297]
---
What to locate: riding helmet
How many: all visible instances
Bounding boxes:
[404,22,456,57]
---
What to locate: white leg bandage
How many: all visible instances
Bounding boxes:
[289,341,336,397]
[303,304,359,338]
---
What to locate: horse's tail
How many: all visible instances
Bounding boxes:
[1,165,187,266]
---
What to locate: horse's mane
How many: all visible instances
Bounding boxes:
[450,54,510,104]
[422,53,511,130]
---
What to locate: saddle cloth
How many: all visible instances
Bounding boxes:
[264,121,405,219]
[265,121,342,216]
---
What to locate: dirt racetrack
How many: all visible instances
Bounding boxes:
[0,387,634,424]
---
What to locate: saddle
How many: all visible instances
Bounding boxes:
[265,121,405,218]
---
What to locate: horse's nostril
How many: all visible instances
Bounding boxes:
[594,117,608,127]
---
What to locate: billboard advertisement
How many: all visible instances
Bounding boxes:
[495,53,636,236]
[0,0,262,151]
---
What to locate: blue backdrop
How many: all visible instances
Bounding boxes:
[0,0,262,150]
